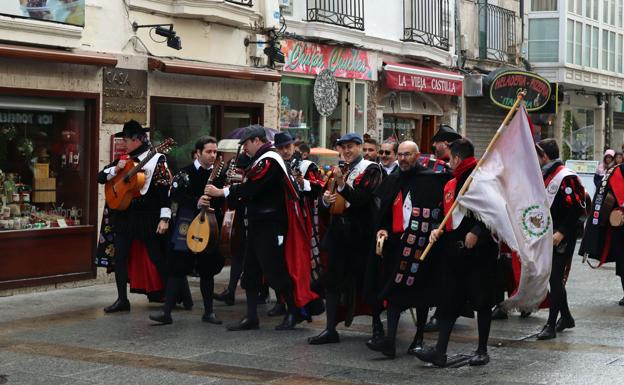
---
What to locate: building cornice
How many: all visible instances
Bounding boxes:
[532,63,624,92]
[128,0,260,28]
[0,15,82,48]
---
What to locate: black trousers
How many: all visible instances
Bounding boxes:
[241,220,293,295]
[113,232,167,299]
[547,239,575,325]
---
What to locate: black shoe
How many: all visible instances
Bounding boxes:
[555,316,575,332]
[365,336,396,358]
[183,301,194,311]
[104,299,130,313]
[536,324,556,340]
[491,306,508,320]
[213,290,235,306]
[469,351,490,366]
[267,302,287,317]
[407,337,424,355]
[423,317,439,332]
[520,311,532,318]
[149,313,172,325]
[226,317,259,331]
[413,346,447,367]
[619,297,624,306]
[202,312,223,325]
[372,319,385,339]
[308,329,340,345]
[275,313,298,331]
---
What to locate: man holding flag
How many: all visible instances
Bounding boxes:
[415,102,554,367]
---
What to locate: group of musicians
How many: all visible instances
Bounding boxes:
[98,119,622,368]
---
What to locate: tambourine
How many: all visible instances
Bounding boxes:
[609,208,624,227]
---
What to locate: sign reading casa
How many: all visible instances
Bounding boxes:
[281,39,375,81]
[488,70,551,111]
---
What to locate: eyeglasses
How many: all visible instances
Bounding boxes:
[397,152,413,158]
[379,150,393,156]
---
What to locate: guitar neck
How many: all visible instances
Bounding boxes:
[126,149,157,178]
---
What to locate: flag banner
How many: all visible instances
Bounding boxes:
[455,105,553,311]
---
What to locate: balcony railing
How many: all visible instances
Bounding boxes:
[225,0,253,6]
[306,0,365,31]
[403,0,450,51]
[478,1,516,62]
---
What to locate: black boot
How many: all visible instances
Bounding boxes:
[366,317,385,345]
[104,299,130,313]
[275,313,298,331]
[536,324,556,340]
[407,335,424,355]
[267,302,287,317]
[555,316,575,332]
[365,336,396,358]
[423,317,439,332]
[213,289,235,306]
[308,329,340,345]
[226,317,259,331]
[413,346,447,367]
[491,305,508,320]
[469,350,490,366]
[149,313,172,325]
[202,312,223,325]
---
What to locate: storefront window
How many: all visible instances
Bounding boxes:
[383,117,418,143]
[152,101,216,172]
[0,95,90,232]
[280,77,321,147]
[563,108,595,160]
[326,83,346,148]
[354,83,366,135]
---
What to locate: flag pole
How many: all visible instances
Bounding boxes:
[419,90,527,262]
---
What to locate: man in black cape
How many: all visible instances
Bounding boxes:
[365,141,448,358]
[581,161,624,303]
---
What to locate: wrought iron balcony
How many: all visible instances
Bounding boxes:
[403,0,450,51]
[478,1,517,62]
[306,0,365,31]
[225,0,253,6]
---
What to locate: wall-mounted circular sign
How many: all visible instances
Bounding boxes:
[488,69,551,112]
[313,69,339,117]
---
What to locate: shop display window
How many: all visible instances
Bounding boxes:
[0,95,90,232]
[152,102,217,172]
[280,77,321,147]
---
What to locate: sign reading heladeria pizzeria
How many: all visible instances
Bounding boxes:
[102,68,147,125]
[488,69,551,112]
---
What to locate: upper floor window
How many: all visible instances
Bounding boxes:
[306,0,365,30]
[531,0,557,11]
[478,1,517,62]
[0,1,85,26]
[528,18,559,62]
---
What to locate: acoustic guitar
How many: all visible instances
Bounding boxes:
[327,164,347,215]
[186,157,224,254]
[104,138,175,211]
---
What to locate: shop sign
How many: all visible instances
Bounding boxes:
[383,64,463,96]
[488,70,551,111]
[0,112,53,125]
[282,39,375,81]
[102,68,147,125]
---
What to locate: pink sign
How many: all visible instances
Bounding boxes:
[282,39,374,80]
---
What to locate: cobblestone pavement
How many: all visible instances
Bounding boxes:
[1,250,624,384]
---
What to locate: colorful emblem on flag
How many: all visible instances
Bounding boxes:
[423,208,430,218]
[403,247,412,257]
[395,273,403,283]
[421,222,429,232]
[411,220,419,231]
[418,237,426,247]
[410,262,419,273]
[406,276,415,286]
[520,204,551,240]
[407,234,416,245]
[400,261,407,270]
[432,208,440,219]
[412,208,420,217]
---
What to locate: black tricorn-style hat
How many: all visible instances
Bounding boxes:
[274,131,295,147]
[238,124,267,145]
[431,124,462,143]
[114,120,150,138]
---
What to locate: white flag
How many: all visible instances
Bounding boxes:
[455,105,553,312]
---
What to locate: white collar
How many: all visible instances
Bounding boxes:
[194,159,212,171]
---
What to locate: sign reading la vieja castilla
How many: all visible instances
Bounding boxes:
[488,69,551,112]
[281,39,375,81]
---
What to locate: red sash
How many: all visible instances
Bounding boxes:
[392,191,404,233]
[443,178,457,231]
[543,165,565,187]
